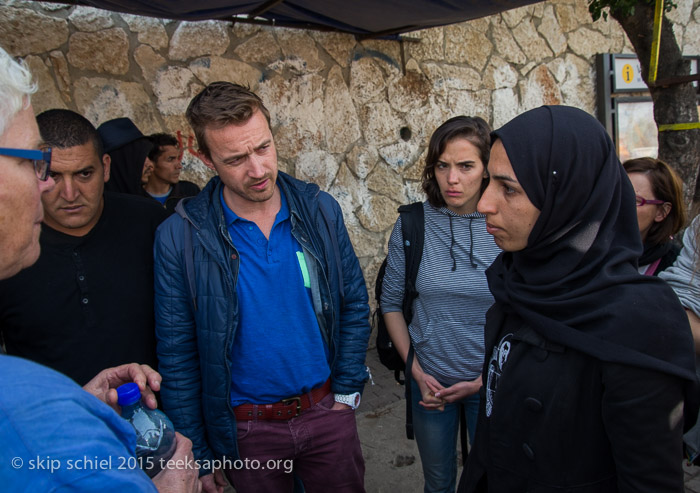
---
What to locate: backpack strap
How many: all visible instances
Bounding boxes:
[405,344,415,440]
[398,201,424,321]
[397,201,424,441]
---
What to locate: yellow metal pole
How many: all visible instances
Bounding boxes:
[649,0,664,84]
[647,2,700,133]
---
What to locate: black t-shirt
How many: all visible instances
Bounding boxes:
[0,192,168,385]
[164,180,201,215]
[146,180,201,215]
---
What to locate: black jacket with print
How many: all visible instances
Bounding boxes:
[459,304,686,493]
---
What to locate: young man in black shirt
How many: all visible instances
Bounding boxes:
[144,133,200,214]
[0,109,168,385]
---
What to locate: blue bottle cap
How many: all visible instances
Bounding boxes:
[117,382,142,406]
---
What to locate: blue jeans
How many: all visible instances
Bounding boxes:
[411,378,480,493]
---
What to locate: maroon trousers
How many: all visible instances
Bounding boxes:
[225,392,365,492]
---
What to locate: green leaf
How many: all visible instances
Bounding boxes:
[588,0,677,22]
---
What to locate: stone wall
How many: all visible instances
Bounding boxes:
[2,0,700,292]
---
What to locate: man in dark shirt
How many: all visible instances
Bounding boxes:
[144,133,200,214]
[0,109,168,385]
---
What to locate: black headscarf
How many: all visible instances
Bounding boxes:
[104,138,152,196]
[487,105,695,381]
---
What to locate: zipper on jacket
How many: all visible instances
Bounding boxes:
[289,213,338,365]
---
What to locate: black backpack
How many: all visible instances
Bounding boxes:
[374,202,424,382]
[373,202,424,440]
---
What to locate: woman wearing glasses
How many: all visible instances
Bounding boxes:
[458,106,696,492]
[623,157,687,276]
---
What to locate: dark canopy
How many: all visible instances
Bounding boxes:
[44,0,542,38]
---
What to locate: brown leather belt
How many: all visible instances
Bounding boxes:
[233,379,331,421]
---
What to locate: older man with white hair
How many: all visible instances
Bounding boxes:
[0,46,200,493]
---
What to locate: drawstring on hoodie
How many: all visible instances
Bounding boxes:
[449,215,457,271]
[468,217,477,268]
[448,213,478,271]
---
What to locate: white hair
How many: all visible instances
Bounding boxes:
[0,46,37,138]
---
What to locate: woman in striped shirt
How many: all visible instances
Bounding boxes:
[381,116,501,493]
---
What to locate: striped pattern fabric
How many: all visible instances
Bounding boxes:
[381,201,501,386]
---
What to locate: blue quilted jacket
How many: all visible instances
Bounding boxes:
[153,172,370,469]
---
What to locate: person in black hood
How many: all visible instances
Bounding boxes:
[97,117,154,197]
[458,105,697,493]
[623,157,686,276]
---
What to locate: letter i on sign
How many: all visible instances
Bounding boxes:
[622,64,634,84]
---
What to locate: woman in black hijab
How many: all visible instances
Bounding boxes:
[459,106,697,492]
[97,117,154,197]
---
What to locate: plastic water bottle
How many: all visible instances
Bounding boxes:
[117,382,176,477]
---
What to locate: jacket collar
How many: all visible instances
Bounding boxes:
[178,171,321,232]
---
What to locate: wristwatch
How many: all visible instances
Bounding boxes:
[334,392,361,410]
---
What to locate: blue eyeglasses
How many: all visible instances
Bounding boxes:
[0,147,52,181]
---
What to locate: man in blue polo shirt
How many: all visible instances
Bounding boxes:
[221,185,332,407]
[154,82,370,493]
